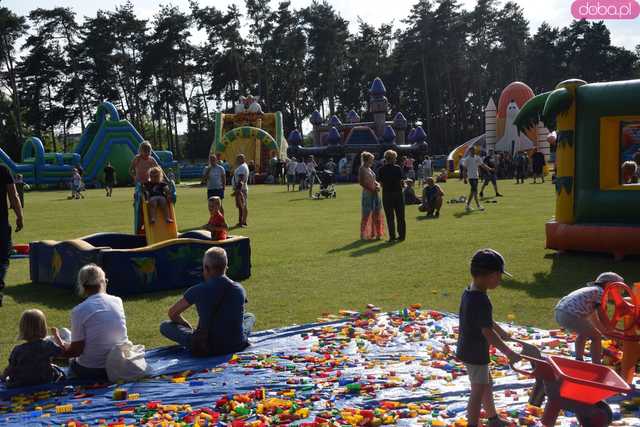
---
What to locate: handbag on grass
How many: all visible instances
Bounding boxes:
[106,341,147,382]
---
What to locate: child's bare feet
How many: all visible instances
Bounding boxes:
[165,217,174,223]
[150,217,156,224]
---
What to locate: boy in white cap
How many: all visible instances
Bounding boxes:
[554,272,623,364]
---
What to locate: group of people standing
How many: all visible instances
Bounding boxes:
[358,150,444,242]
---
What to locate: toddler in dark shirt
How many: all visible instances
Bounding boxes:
[456,249,520,427]
[2,309,63,388]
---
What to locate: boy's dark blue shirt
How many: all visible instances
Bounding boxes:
[456,287,493,364]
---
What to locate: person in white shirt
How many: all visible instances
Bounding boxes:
[295,159,308,190]
[233,154,250,227]
[464,148,493,212]
[422,156,433,179]
[52,264,128,381]
[338,156,349,178]
[306,156,318,198]
[286,157,298,191]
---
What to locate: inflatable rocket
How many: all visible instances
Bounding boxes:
[495,100,534,154]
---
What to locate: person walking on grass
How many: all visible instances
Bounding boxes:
[479,151,503,198]
[0,164,23,307]
[464,148,494,212]
[103,162,116,197]
[531,149,546,183]
[286,157,298,191]
[377,150,405,242]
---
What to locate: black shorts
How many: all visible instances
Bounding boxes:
[483,175,496,185]
[207,189,224,199]
[105,179,114,187]
[469,178,479,192]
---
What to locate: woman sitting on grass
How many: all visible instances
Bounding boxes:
[52,264,128,381]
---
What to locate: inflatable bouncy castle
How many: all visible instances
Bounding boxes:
[211,95,287,175]
[447,82,551,172]
[515,78,640,259]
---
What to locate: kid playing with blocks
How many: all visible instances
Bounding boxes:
[456,248,520,427]
[554,271,622,364]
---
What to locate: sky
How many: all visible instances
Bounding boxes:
[2,0,639,50]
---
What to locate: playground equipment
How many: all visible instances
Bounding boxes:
[515,78,640,258]
[288,78,429,160]
[29,231,251,296]
[514,341,629,426]
[597,281,640,383]
[211,95,286,176]
[447,81,551,172]
[0,102,177,186]
[133,182,178,245]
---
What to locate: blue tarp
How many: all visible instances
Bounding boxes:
[1,309,638,426]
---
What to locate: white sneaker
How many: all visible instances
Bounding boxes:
[465,205,472,212]
[478,205,485,211]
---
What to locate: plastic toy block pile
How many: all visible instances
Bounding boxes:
[1,305,639,426]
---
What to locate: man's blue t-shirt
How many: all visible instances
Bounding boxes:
[455,287,493,365]
[184,275,248,355]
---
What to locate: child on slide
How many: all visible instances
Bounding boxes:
[203,196,228,241]
[143,167,173,224]
[554,272,622,364]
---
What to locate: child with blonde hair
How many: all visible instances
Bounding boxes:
[129,141,160,184]
[2,309,64,388]
[203,196,228,241]
[143,166,173,224]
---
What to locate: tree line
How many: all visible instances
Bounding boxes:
[1,0,638,160]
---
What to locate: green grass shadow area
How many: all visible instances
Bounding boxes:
[2,179,640,363]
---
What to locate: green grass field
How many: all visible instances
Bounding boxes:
[2,178,639,364]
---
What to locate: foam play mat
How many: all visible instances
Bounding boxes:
[1,306,639,426]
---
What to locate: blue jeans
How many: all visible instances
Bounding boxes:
[0,221,12,284]
[160,313,256,350]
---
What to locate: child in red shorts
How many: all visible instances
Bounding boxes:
[204,196,228,241]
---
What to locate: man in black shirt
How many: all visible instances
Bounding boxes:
[103,162,116,197]
[376,150,405,242]
[479,152,502,198]
[456,249,519,427]
[0,164,24,306]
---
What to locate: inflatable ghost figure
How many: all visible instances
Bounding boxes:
[495,100,535,154]
[234,95,263,114]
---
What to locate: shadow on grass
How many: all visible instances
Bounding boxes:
[501,252,640,299]
[349,240,397,257]
[327,239,373,254]
[4,281,186,309]
[416,215,438,221]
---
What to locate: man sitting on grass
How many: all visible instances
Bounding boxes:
[160,247,255,356]
[419,177,444,217]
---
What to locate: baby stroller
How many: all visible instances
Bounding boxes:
[312,170,337,199]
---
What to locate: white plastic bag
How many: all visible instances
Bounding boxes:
[106,341,147,383]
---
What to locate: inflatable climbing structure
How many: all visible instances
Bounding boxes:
[515,78,640,259]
